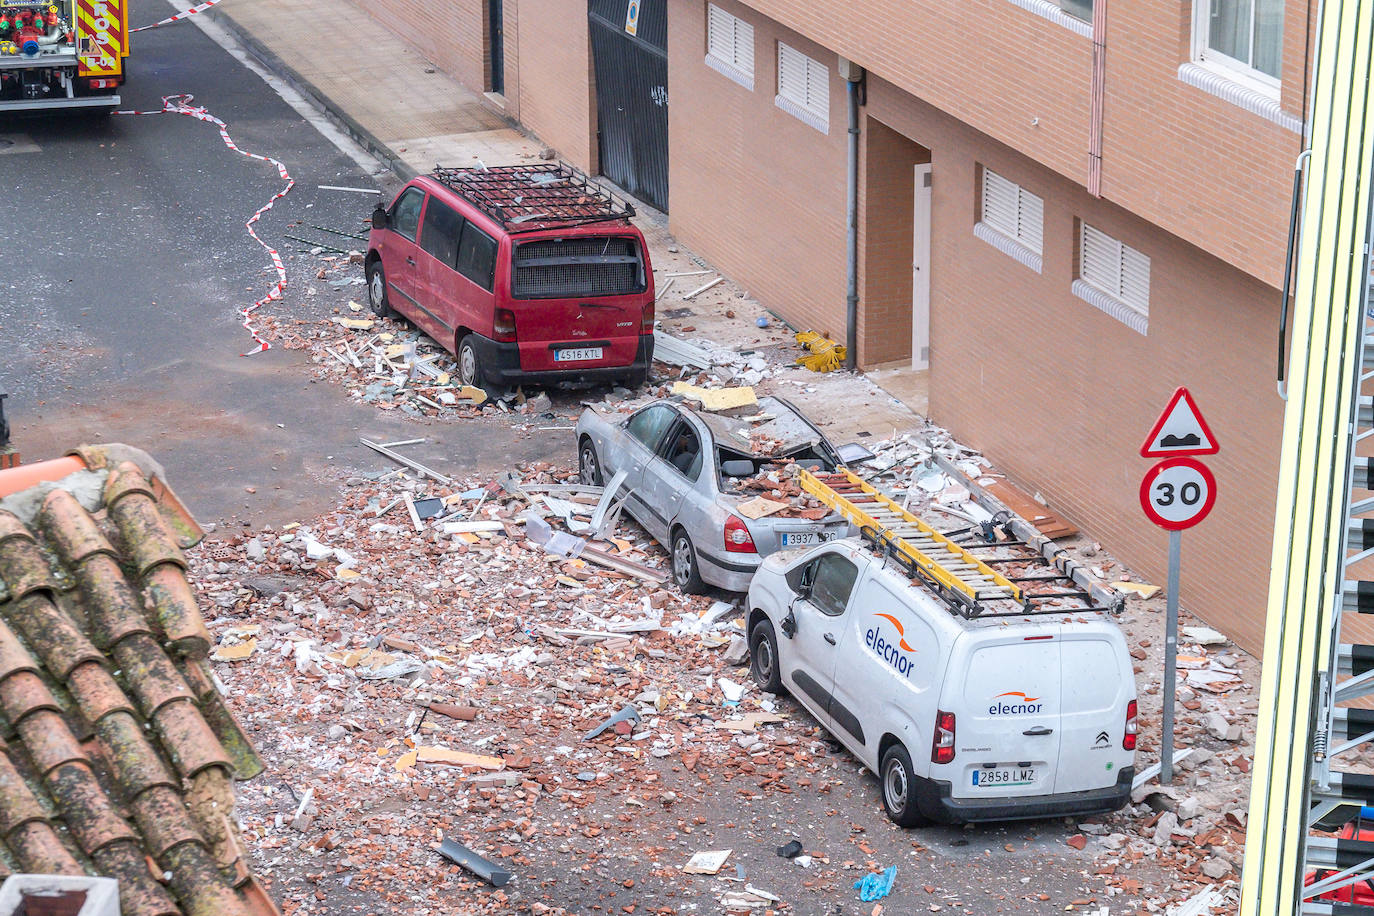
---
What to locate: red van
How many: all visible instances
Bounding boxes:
[365,163,655,390]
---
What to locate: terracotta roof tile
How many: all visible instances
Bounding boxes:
[67,661,137,724]
[143,565,212,657]
[38,490,117,567]
[5,592,105,682]
[0,523,59,604]
[0,445,277,916]
[105,465,188,577]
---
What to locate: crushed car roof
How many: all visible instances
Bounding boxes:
[686,396,827,457]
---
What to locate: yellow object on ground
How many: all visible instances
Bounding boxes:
[670,382,758,410]
[795,331,846,372]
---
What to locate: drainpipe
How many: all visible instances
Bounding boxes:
[840,58,864,371]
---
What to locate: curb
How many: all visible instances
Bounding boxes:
[206,5,418,182]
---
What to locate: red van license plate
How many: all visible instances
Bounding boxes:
[554,347,603,362]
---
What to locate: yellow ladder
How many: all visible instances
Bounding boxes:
[799,468,1024,610]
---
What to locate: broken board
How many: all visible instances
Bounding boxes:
[982,478,1078,538]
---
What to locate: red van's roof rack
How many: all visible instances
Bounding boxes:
[429,162,637,234]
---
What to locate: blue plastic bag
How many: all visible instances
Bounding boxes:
[854,865,897,902]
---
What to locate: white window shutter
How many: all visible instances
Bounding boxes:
[1018,189,1044,255]
[982,170,1019,239]
[733,18,754,75]
[1081,222,1149,314]
[707,5,732,62]
[980,169,1042,257]
[1081,224,1117,291]
[778,43,807,106]
[1119,246,1151,312]
[805,56,827,117]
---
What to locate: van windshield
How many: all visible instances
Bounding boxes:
[511,236,645,299]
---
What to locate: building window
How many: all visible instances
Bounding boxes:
[705,4,754,90]
[776,42,828,133]
[974,168,1044,272]
[1196,0,1284,86]
[1059,0,1092,21]
[1073,222,1150,334]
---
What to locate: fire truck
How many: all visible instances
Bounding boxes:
[0,0,125,111]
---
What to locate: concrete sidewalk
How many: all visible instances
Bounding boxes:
[205,0,922,442]
[208,0,536,176]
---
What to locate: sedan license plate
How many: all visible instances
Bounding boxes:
[554,347,603,362]
[972,767,1036,788]
[780,531,837,547]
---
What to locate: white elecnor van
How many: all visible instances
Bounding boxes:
[745,536,1137,826]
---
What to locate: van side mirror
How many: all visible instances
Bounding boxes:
[371,206,388,230]
[780,609,797,639]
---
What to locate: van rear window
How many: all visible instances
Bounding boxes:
[512,237,644,299]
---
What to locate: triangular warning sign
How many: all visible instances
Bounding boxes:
[1141,387,1218,457]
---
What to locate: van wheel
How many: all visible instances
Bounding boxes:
[749,618,784,695]
[458,335,484,388]
[366,260,393,318]
[579,438,604,487]
[671,529,706,594]
[880,744,931,828]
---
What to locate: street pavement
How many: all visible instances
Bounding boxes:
[0,0,549,529]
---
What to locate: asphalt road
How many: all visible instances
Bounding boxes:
[0,2,547,528]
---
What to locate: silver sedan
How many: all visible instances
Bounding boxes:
[574,396,851,593]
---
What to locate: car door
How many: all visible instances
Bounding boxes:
[833,572,936,764]
[636,417,704,540]
[415,195,465,345]
[605,404,677,539]
[782,550,861,737]
[381,186,426,321]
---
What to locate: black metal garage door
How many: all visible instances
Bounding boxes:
[588,0,668,211]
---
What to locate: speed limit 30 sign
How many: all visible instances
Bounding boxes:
[1139,457,1217,530]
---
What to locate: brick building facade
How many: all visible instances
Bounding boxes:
[359,0,1313,653]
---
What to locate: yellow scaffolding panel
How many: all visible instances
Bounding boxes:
[1239,1,1374,912]
[798,467,1024,607]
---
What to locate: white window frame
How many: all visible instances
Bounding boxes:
[1191,0,1282,98]
[973,167,1044,273]
[705,3,754,91]
[775,42,828,133]
[1072,222,1150,335]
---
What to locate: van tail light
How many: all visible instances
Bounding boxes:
[723,515,757,553]
[640,301,655,334]
[932,710,956,764]
[493,308,517,342]
[1123,699,1138,751]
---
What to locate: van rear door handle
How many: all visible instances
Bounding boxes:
[823,633,836,645]
[1023,726,1053,736]
[406,256,416,266]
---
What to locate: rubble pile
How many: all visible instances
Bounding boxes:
[190,461,856,914]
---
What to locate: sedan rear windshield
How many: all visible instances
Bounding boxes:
[511,236,645,299]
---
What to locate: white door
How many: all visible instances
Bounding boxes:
[912,163,931,370]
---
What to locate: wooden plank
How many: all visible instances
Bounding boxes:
[982,478,1078,538]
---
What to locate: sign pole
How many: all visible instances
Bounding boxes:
[1161,528,1181,785]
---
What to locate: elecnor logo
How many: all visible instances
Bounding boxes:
[865,613,915,679]
[988,691,1043,715]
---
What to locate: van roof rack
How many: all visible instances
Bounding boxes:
[429,162,636,234]
[800,468,1116,620]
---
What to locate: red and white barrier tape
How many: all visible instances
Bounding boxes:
[116,94,291,355]
[129,0,224,32]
